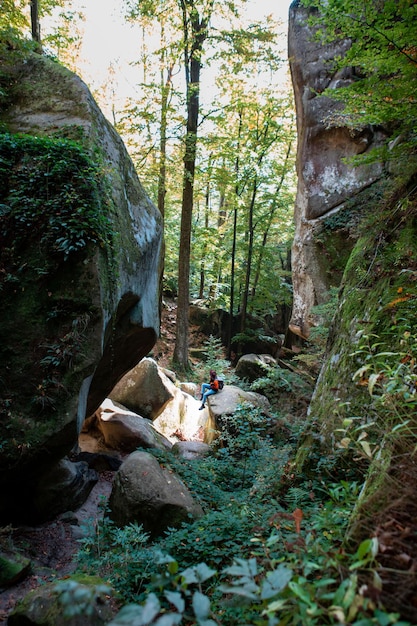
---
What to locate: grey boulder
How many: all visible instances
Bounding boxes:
[109,451,204,536]
[235,353,277,382]
[110,357,175,419]
[172,441,212,460]
[97,402,172,452]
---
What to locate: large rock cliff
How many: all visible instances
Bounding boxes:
[0,50,163,522]
[288,4,417,619]
[287,0,388,338]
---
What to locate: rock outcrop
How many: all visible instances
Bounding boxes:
[95,399,173,452]
[109,451,204,536]
[106,357,274,446]
[288,0,387,338]
[300,171,417,622]
[109,358,207,442]
[152,388,206,442]
[235,354,278,382]
[0,51,162,523]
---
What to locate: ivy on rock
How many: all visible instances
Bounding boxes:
[0,132,113,266]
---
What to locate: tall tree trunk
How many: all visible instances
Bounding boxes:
[173,8,199,369]
[173,0,213,369]
[240,177,258,335]
[157,22,173,220]
[227,111,243,360]
[250,139,293,306]
[157,63,173,313]
[30,0,41,46]
[173,91,198,368]
[199,166,211,299]
[214,190,226,298]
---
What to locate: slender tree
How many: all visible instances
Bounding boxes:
[173,0,214,369]
[228,109,243,359]
[240,176,257,335]
[198,153,213,299]
[158,59,174,219]
[30,0,41,44]
[250,138,293,308]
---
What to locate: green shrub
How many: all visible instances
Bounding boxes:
[250,363,313,409]
[76,475,413,625]
[77,519,158,602]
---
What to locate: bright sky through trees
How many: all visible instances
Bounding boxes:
[39,0,298,351]
[59,0,293,121]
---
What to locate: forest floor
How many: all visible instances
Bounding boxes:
[2,301,414,622]
[0,298,207,624]
[0,473,114,624]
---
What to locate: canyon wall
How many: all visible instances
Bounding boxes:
[288,0,387,338]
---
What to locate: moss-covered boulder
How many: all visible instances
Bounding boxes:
[0,48,162,523]
[7,578,115,626]
[0,553,31,587]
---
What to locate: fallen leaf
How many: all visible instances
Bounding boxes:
[292,508,303,534]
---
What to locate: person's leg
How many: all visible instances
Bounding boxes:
[200,388,215,409]
[200,382,210,400]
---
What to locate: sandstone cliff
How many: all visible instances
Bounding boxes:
[288,0,388,338]
[0,50,163,522]
[288,3,417,618]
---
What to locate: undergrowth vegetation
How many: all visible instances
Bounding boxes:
[73,355,413,625]
[62,282,416,625]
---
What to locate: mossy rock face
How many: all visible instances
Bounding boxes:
[8,579,115,626]
[0,553,31,587]
[312,185,381,286]
[0,48,162,523]
[0,135,106,472]
[295,171,417,619]
[299,172,417,481]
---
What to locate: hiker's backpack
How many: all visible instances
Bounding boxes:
[217,378,224,390]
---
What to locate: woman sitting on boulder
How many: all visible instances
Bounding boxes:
[199,369,219,410]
